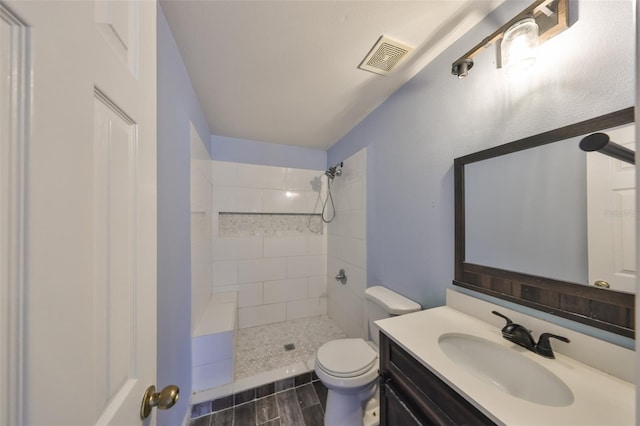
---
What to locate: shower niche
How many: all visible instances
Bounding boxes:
[218,212,323,237]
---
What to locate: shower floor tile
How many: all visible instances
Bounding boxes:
[235,315,346,380]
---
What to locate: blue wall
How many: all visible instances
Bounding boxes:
[328,0,634,331]
[157,7,211,425]
[212,134,326,170]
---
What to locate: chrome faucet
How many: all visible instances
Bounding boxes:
[492,311,570,359]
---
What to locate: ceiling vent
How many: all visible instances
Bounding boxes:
[358,35,414,76]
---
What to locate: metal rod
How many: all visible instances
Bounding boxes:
[579,133,635,165]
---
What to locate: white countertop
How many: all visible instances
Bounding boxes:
[376,306,634,426]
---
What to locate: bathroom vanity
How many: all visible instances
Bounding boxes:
[379,332,494,425]
[376,300,634,426]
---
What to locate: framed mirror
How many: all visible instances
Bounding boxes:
[454,107,635,338]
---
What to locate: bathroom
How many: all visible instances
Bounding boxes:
[2,0,636,425]
[159,0,637,425]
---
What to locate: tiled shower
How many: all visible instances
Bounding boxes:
[210,160,328,328]
[190,134,368,399]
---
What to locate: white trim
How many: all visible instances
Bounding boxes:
[0,4,28,426]
[634,0,639,422]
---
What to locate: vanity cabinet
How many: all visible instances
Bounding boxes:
[379,332,496,426]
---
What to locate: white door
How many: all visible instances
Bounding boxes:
[0,1,159,424]
[586,123,636,293]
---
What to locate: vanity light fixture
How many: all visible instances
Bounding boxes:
[501,17,539,74]
[451,0,568,78]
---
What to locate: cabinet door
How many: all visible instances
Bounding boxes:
[381,381,425,426]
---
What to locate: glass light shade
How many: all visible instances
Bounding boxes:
[501,17,539,74]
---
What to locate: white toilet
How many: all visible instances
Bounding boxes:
[314,286,421,426]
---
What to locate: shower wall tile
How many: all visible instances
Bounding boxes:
[192,358,234,392]
[192,239,212,264]
[344,264,367,297]
[308,276,327,299]
[347,304,368,340]
[343,181,365,211]
[236,282,264,308]
[327,283,365,339]
[287,255,326,278]
[191,182,212,212]
[360,298,368,339]
[306,191,324,213]
[212,261,238,287]
[327,299,348,336]
[191,128,214,331]
[213,186,263,213]
[284,167,322,191]
[193,332,234,366]
[191,283,212,338]
[326,148,367,339]
[211,160,328,329]
[328,235,365,269]
[327,211,365,240]
[214,237,263,260]
[236,163,286,189]
[211,160,237,186]
[238,303,287,328]
[264,237,308,258]
[264,278,308,304]
[263,189,309,213]
[307,236,326,256]
[238,258,287,283]
[326,274,363,330]
[192,258,212,292]
[212,160,323,215]
[327,256,367,299]
[210,283,264,308]
[287,297,328,321]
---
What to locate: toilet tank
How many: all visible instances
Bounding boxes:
[364,286,421,346]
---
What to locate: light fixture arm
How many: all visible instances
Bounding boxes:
[579,133,635,165]
[451,0,568,78]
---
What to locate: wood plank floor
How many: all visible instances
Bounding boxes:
[189,372,328,426]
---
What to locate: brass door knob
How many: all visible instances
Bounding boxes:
[593,280,610,288]
[140,384,180,420]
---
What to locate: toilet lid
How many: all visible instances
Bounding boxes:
[317,338,377,378]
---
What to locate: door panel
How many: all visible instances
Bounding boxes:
[1,1,157,424]
[587,124,636,293]
[95,0,138,76]
[93,89,139,419]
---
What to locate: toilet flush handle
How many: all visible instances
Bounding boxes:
[335,269,347,285]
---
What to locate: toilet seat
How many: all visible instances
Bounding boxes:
[316,338,377,378]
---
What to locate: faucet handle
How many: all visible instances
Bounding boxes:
[492,310,513,326]
[536,333,570,359]
[492,310,517,334]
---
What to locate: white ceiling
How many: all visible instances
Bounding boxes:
[160,1,505,150]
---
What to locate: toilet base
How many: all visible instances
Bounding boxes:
[323,382,379,426]
[363,391,380,426]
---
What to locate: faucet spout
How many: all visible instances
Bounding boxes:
[502,326,537,351]
[492,311,535,350]
[491,311,570,358]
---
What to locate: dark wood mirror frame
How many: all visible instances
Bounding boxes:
[454,107,635,338]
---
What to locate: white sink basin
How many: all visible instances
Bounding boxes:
[438,333,574,407]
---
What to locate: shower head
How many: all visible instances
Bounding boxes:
[325,162,343,180]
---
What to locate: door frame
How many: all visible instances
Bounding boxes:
[0,3,28,425]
